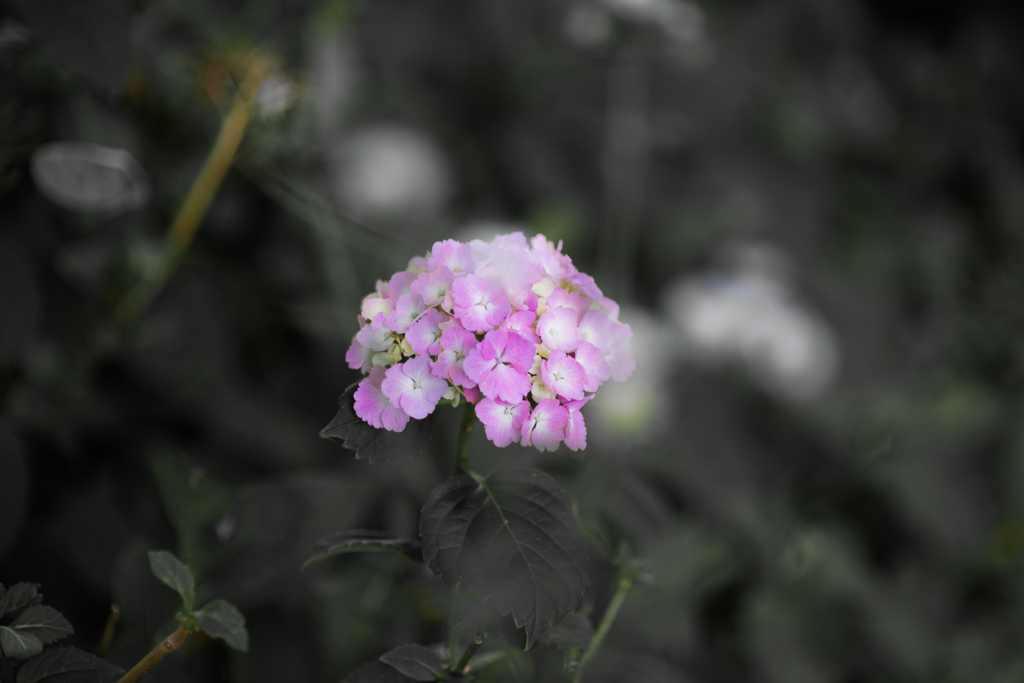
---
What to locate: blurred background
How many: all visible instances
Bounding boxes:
[3,0,1024,680]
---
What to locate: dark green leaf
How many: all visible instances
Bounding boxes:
[342,662,420,683]
[16,646,124,683]
[419,466,590,649]
[0,584,40,618]
[320,383,435,464]
[10,607,73,645]
[379,644,446,681]
[0,627,42,660]
[304,530,422,568]
[13,0,132,94]
[536,612,591,650]
[147,550,195,611]
[193,599,248,652]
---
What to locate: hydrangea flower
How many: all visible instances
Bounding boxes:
[344,232,634,451]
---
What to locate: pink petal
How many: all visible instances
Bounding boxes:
[406,309,448,356]
[480,362,532,403]
[346,337,372,372]
[452,274,510,332]
[428,239,474,275]
[433,324,479,387]
[475,398,530,447]
[541,352,586,401]
[354,366,409,431]
[606,320,635,382]
[381,357,448,420]
[388,271,417,301]
[563,398,589,451]
[537,306,582,352]
[574,341,610,392]
[521,399,568,451]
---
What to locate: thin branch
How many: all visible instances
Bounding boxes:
[95,604,120,657]
[115,621,192,683]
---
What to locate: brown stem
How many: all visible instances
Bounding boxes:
[117,53,269,325]
[95,604,120,656]
[116,621,192,683]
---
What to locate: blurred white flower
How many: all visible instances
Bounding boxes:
[30,142,150,215]
[663,245,838,401]
[254,75,299,119]
[327,124,453,230]
[599,0,706,44]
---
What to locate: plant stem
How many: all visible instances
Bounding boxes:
[117,53,268,325]
[456,401,475,474]
[571,575,633,683]
[116,621,192,683]
[453,633,485,676]
[95,604,120,656]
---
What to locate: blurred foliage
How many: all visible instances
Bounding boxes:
[3,0,1024,680]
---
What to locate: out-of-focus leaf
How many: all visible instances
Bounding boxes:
[536,612,591,650]
[9,607,73,645]
[304,530,422,568]
[420,466,591,649]
[0,419,29,560]
[0,628,42,660]
[150,455,232,573]
[0,584,40,618]
[29,142,149,214]
[13,0,132,93]
[342,662,420,683]
[0,241,40,363]
[320,383,435,464]
[379,644,446,681]
[193,599,248,652]
[15,646,124,683]
[147,550,195,611]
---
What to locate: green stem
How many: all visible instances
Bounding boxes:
[453,633,485,676]
[572,575,633,683]
[116,54,268,326]
[456,401,475,474]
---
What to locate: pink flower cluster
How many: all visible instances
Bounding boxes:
[346,233,634,451]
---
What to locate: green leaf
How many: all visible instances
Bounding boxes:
[12,0,132,94]
[193,599,248,652]
[304,530,422,568]
[147,550,195,611]
[0,627,43,660]
[379,644,447,681]
[10,607,73,645]
[16,646,124,683]
[0,584,40,618]
[320,383,435,464]
[419,466,591,649]
[342,662,420,683]
[536,612,591,650]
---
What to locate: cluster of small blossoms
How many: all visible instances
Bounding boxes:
[345,233,635,451]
